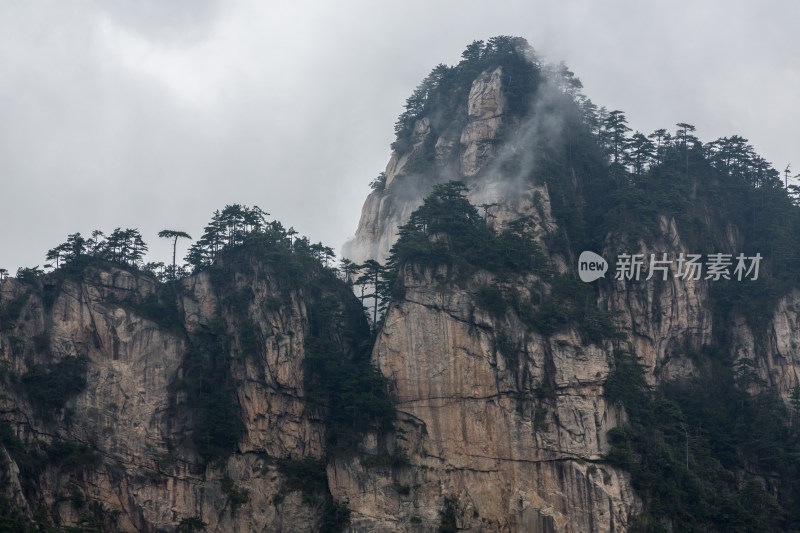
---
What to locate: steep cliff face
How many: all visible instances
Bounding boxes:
[338,40,800,532]
[344,64,513,265]
[731,290,800,398]
[336,50,630,530]
[336,174,800,532]
[328,265,637,532]
[333,193,719,531]
[0,255,361,531]
[604,215,712,382]
[3,38,799,533]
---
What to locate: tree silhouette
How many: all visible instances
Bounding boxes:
[603,110,631,163]
[65,233,86,260]
[369,172,387,191]
[626,132,655,175]
[648,128,668,164]
[675,122,696,175]
[90,230,104,256]
[158,229,192,280]
[287,227,298,248]
[46,243,68,268]
[339,258,359,286]
[479,202,498,223]
[177,517,207,533]
[356,259,386,328]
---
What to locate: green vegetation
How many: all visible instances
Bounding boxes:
[369,172,386,191]
[62,510,104,532]
[21,355,88,418]
[166,206,395,465]
[388,181,549,276]
[0,419,101,531]
[380,37,800,532]
[5,34,800,531]
[0,293,29,332]
[392,36,540,159]
[606,348,800,531]
[319,498,351,533]
[386,38,800,338]
[1,421,99,478]
[0,422,31,531]
[5,200,394,476]
[220,475,250,515]
[107,290,183,334]
[527,80,800,333]
[158,229,192,280]
[176,315,245,465]
[359,445,409,469]
[438,496,459,533]
[185,204,270,271]
[275,456,351,532]
[177,516,207,532]
[521,59,800,529]
[46,228,147,270]
[44,439,100,473]
[276,456,328,500]
[31,332,50,354]
[303,287,395,457]
[585,131,800,333]
[377,180,622,344]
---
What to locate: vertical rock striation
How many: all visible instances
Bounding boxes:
[0,259,347,531]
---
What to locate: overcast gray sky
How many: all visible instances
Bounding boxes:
[1,1,798,273]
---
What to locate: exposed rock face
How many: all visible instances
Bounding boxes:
[336,173,726,531]
[339,52,798,527]
[0,263,334,531]
[336,176,800,531]
[5,215,794,531]
[329,265,638,531]
[343,66,508,265]
[605,215,713,381]
[4,51,800,533]
[731,290,800,400]
[460,66,505,177]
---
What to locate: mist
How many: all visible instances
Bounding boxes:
[1,1,797,274]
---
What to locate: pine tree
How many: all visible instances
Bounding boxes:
[356,259,386,328]
[158,229,192,280]
[603,110,631,163]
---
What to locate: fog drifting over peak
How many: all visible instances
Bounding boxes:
[0,1,797,273]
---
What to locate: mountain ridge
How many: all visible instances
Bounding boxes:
[2,36,800,532]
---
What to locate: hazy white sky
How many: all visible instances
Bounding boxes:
[1,1,798,273]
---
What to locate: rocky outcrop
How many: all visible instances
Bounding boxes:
[338,57,729,531]
[342,106,800,530]
[0,262,336,531]
[344,66,509,265]
[5,42,800,533]
[329,265,638,531]
[337,174,800,531]
[731,290,800,400]
[605,215,713,381]
[460,66,505,177]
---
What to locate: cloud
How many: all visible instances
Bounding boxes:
[0,0,797,273]
[92,0,224,45]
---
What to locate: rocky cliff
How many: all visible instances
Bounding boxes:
[0,252,364,531]
[328,264,637,532]
[2,37,800,533]
[344,62,538,266]
[335,38,800,532]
